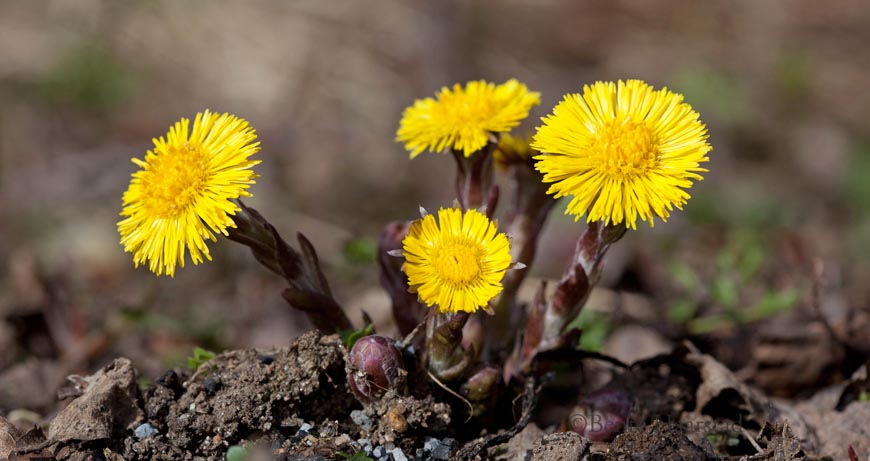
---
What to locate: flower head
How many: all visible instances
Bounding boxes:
[532,79,711,229]
[401,208,512,313]
[493,133,538,169]
[118,110,261,276]
[397,79,540,158]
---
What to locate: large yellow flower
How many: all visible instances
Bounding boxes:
[118,110,261,276]
[402,208,512,313]
[397,79,540,158]
[533,80,711,229]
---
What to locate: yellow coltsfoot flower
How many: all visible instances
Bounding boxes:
[401,208,512,314]
[118,110,261,276]
[397,79,540,158]
[493,133,537,169]
[532,79,711,229]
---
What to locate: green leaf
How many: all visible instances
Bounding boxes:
[343,237,377,265]
[226,445,247,461]
[568,309,610,352]
[336,451,374,461]
[669,262,702,293]
[711,276,739,309]
[339,324,375,349]
[667,298,698,323]
[687,314,733,335]
[743,289,799,322]
[187,347,216,371]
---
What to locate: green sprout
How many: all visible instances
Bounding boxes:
[567,308,611,352]
[226,445,247,461]
[187,347,217,371]
[339,324,375,349]
[667,231,799,335]
[336,451,374,461]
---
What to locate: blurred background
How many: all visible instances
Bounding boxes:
[1,0,869,411]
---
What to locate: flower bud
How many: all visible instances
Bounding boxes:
[346,335,406,404]
[459,365,501,418]
[567,387,632,442]
[461,366,500,402]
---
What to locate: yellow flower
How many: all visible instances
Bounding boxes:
[397,79,540,158]
[402,208,512,313]
[493,133,537,169]
[533,79,711,229]
[118,110,261,276]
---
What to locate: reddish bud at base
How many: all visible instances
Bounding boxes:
[567,388,632,442]
[346,335,406,404]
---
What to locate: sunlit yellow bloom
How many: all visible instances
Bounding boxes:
[397,79,540,158]
[402,208,512,313]
[493,133,537,169]
[533,79,711,229]
[118,110,260,276]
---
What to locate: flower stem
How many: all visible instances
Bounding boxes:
[506,221,626,379]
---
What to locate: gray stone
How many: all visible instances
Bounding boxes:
[423,437,439,452]
[357,438,372,455]
[431,443,450,460]
[133,423,159,439]
[390,447,407,461]
[350,410,372,431]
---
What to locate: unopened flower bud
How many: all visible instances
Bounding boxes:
[346,335,406,404]
[460,365,500,402]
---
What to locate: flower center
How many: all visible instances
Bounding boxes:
[140,143,209,218]
[589,118,659,180]
[433,238,483,285]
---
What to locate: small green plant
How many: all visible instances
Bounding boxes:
[343,237,377,265]
[336,451,374,461]
[339,324,375,349]
[667,231,799,335]
[567,308,611,352]
[859,391,870,402]
[187,347,216,371]
[226,445,247,461]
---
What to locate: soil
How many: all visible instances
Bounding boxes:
[1,330,865,461]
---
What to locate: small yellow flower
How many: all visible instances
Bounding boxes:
[118,110,261,276]
[397,79,540,158]
[402,208,512,313]
[533,79,711,229]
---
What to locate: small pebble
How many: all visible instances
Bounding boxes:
[134,423,159,439]
[423,437,439,452]
[390,447,408,461]
[384,442,395,451]
[156,370,180,390]
[357,438,372,455]
[431,444,450,460]
[372,446,384,457]
[203,377,221,396]
[298,423,312,435]
[334,434,351,448]
[350,410,372,431]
